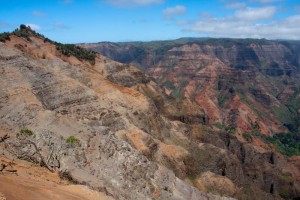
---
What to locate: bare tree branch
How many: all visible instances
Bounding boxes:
[0,134,9,142]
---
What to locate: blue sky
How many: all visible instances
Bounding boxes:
[0,0,299,43]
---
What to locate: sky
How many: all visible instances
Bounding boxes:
[0,0,299,43]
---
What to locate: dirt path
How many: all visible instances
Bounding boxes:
[0,157,114,200]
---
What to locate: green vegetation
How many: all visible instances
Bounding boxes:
[11,24,46,42]
[271,105,292,125]
[187,175,197,182]
[213,123,236,134]
[170,87,184,100]
[66,136,81,146]
[250,131,300,157]
[242,133,253,142]
[217,93,226,107]
[56,43,96,65]
[226,127,236,134]
[170,80,188,100]
[193,38,273,48]
[271,133,300,157]
[17,129,35,137]
[252,131,261,137]
[116,38,275,54]
[279,188,289,199]
[0,32,10,42]
[116,38,200,55]
[283,175,292,182]
[163,80,175,89]
[285,88,300,132]
[214,123,226,129]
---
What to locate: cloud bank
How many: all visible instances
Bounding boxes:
[235,6,276,20]
[176,1,300,40]
[186,14,300,40]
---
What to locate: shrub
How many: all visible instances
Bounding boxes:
[56,43,96,65]
[242,133,253,142]
[20,24,27,30]
[0,32,10,42]
[214,123,226,129]
[217,94,227,107]
[283,175,292,182]
[252,131,261,137]
[214,123,236,134]
[225,127,236,134]
[17,129,34,137]
[66,136,81,147]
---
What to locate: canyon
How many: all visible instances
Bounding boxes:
[81,38,300,138]
[0,26,299,200]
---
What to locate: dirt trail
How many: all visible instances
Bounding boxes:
[0,157,114,200]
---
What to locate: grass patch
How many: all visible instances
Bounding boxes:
[17,129,34,137]
[66,136,81,147]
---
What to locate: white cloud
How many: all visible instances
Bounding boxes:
[225,2,246,9]
[105,0,163,7]
[235,6,276,21]
[185,14,300,40]
[32,10,46,17]
[25,23,41,31]
[163,5,186,20]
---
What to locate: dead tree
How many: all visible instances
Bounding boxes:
[8,130,67,173]
[0,134,9,143]
[3,129,81,173]
[0,160,17,173]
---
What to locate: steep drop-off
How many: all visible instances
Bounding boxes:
[0,26,299,200]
